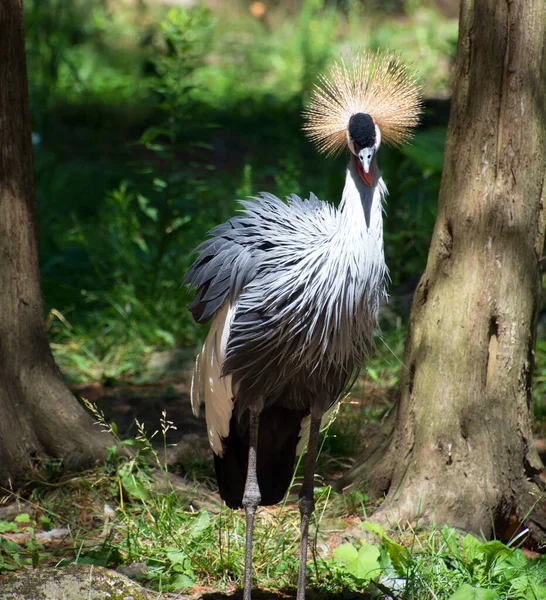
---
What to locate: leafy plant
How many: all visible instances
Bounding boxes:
[41,7,221,375]
[0,513,50,573]
[332,523,546,599]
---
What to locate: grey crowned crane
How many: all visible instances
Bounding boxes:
[184,51,421,599]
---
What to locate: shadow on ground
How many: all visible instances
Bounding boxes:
[197,589,373,599]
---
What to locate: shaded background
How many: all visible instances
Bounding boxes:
[29,0,462,382]
[30,0,546,429]
[26,0,544,417]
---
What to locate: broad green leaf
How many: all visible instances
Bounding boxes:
[367,367,380,383]
[166,215,191,233]
[167,573,193,590]
[172,563,194,576]
[138,126,170,145]
[355,544,381,581]
[441,525,461,559]
[14,514,30,524]
[153,177,167,190]
[333,542,379,582]
[190,511,210,539]
[333,543,358,571]
[118,466,151,501]
[363,522,411,574]
[132,234,149,254]
[461,533,483,562]
[136,194,159,222]
[530,584,546,600]
[154,328,176,346]
[508,549,530,569]
[0,536,19,555]
[509,575,533,595]
[377,544,395,574]
[144,142,166,152]
[478,540,512,572]
[384,542,410,575]
[448,584,500,600]
[0,521,17,533]
[166,549,190,566]
[363,522,385,538]
[77,552,109,567]
[38,516,53,532]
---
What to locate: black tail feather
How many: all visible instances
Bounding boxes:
[213,405,307,509]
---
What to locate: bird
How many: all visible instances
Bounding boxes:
[184,51,421,600]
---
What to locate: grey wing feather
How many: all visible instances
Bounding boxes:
[184,196,274,324]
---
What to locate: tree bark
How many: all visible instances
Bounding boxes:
[0,0,112,488]
[342,0,546,542]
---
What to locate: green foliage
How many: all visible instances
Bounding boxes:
[331,523,546,599]
[191,0,341,107]
[20,8,546,596]
[2,404,546,597]
[0,513,48,573]
[39,7,221,379]
[298,0,340,96]
[24,0,457,378]
[369,6,458,94]
[0,408,336,593]
[382,127,446,286]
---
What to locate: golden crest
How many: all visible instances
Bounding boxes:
[303,51,423,154]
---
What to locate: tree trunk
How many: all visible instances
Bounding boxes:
[342,0,546,543]
[0,0,112,488]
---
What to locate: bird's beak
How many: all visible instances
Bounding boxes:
[357,146,375,187]
[358,147,375,174]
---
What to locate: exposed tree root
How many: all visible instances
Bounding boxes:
[0,368,113,489]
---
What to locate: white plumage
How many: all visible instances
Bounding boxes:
[191,301,234,455]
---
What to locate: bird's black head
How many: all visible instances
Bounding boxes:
[348,112,376,150]
[347,112,379,186]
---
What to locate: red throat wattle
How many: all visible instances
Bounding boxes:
[357,160,374,187]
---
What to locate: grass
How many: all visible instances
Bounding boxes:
[0,404,353,595]
[2,405,546,598]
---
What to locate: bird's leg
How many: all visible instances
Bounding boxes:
[296,413,323,600]
[242,406,262,600]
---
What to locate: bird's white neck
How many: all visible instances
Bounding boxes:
[340,154,387,233]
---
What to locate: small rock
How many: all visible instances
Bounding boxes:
[116,562,149,578]
[0,563,151,600]
[36,528,70,544]
[0,502,32,521]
